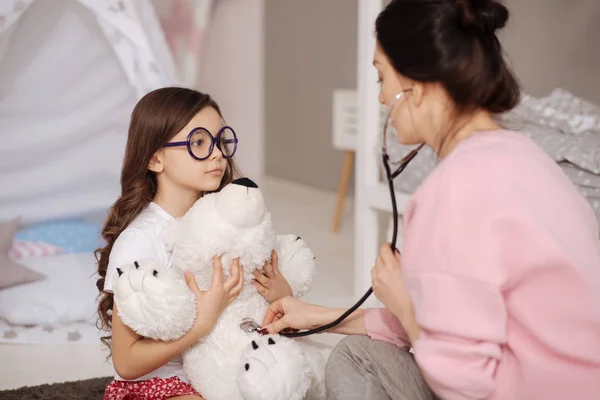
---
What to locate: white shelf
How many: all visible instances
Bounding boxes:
[353,0,413,301]
[354,0,385,298]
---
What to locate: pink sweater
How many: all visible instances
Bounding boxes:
[364,131,600,399]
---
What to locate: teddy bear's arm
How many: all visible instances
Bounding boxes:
[113,260,196,342]
[275,234,316,299]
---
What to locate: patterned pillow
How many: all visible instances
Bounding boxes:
[15,219,104,254]
[9,240,63,259]
[0,218,45,289]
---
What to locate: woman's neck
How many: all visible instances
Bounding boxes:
[153,184,200,218]
[437,109,501,159]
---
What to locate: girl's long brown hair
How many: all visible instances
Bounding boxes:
[95,87,240,352]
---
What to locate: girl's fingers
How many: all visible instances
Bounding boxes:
[252,269,270,288]
[210,257,224,289]
[224,258,241,292]
[227,268,244,304]
[267,250,280,276]
[232,265,244,294]
[185,272,202,297]
[252,280,267,294]
[264,262,275,278]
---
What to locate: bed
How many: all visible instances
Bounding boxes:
[385,88,600,213]
[353,0,600,302]
[0,250,115,391]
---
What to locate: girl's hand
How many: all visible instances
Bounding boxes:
[252,250,293,303]
[261,296,321,334]
[185,256,244,339]
[372,243,412,321]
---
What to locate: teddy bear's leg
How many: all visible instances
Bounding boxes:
[275,234,316,298]
[184,341,247,400]
[236,335,311,400]
[296,338,333,400]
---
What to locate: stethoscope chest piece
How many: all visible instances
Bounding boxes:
[239,318,261,333]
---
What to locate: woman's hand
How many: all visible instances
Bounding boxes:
[261,296,321,334]
[185,256,244,339]
[372,243,421,343]
[252,250,293,303]
[372,243,413,321]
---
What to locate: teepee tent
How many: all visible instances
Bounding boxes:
[0,0,180,224]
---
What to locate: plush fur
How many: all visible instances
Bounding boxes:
[113,178,330,400]
[113,259,195,341]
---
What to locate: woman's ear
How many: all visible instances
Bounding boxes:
[410,81,425,107]
[148,151,164,173]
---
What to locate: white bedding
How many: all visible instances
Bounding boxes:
[0,318,100,345]
[0,252,99,326]
[384,89,600,224]
[0,251,112,389]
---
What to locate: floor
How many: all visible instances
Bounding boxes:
[0,176,361,390]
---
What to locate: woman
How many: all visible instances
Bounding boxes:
[262,1,600,399]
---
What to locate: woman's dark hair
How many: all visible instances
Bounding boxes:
[376,0,520,115]
[95,87,240,354]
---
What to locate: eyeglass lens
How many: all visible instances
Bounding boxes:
[190,127,237,159]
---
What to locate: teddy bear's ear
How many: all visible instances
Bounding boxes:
[161,218,182,251]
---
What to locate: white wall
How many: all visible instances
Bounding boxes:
[500,0,600,105]
[264,0,358,193]
[197,0,265,185]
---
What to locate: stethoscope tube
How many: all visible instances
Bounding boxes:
[280,152,417,338]
[279,89,424,338]
[281,91,423,337]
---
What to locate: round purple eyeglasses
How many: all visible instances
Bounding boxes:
[163,126,239,161]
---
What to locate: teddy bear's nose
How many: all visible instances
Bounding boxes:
[232,177,258,189]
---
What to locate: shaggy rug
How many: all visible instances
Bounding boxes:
[0,377,111,400]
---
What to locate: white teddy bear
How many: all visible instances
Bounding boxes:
[113,177,331,400]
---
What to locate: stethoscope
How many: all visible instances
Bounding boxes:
[240,90,424,338]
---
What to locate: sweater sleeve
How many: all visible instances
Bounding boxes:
[364,308,411,349]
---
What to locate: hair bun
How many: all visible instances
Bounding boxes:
[457,0,509,34]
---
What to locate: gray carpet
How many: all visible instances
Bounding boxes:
[0,377,111,400]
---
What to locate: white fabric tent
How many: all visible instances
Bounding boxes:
[0,0,179,224]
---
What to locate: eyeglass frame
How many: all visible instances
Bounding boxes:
[162,126,239,161]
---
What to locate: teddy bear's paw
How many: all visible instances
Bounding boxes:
[113,259,195,341]
[236,335,310,400]
[276,234,316,298]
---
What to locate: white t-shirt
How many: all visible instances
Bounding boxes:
[104,202,187,382]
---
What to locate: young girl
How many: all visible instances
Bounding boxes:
[96,87,293,400]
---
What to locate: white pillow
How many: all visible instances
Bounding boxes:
[0,253,99,326]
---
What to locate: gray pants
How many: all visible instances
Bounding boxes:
[324,335,437,400]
